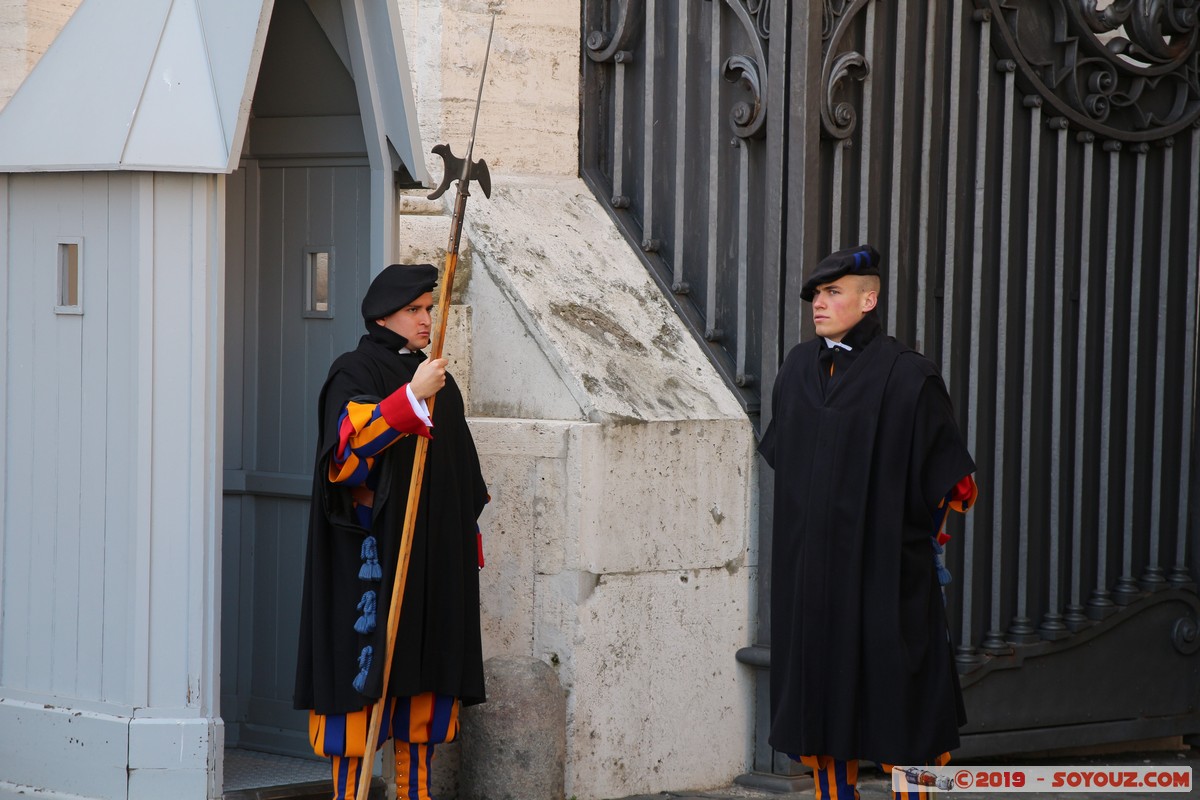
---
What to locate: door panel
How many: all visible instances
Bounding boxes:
[222,159,372,756]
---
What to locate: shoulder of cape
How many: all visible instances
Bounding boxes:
[328,344,389,385]
[782,338,821,366]
[773,339,822,389]
[888,343,947,390]
[318,348,383,413]
[329,343,374,374]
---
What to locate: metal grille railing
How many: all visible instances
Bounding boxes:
[581,0,777,416]
[582,0,1200,766]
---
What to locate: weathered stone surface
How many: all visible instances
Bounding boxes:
[0,1,85,110]
[457,174,756,798]
[460,656,566,800]
[396,0,581,177]
[462,259,586,421]
[463,177,748,424]
[397,200,476,304]
[468,415,756,799]
[432,304,474,414]
[432,739,462,799]
[561,569,754,798]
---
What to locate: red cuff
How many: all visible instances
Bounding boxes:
[378,385,432,438]
[951,474,978,508]
[335,413,356,464]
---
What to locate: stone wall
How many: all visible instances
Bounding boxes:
[393,2,759,796]
[397,0,579,177]
[397,175,758,798]
[0,0,82,108]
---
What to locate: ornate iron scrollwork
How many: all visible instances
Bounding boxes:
[1174,615,1200,655]
[589,0,770,138]
[586,0,644,63]
[982,0,1200,142]
[822,0,857,40]
[721,0,771,139]
[821,0,874,139]
[1079,0,1197,64]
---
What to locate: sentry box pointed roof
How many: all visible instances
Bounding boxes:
[0,0,427,182]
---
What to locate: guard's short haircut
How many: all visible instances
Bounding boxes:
[859,274,881,295]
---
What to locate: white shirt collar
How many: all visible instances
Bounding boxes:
[823,338,852,351]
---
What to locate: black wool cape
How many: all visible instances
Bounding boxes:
[294,333,489,716]
[759,323,975,764]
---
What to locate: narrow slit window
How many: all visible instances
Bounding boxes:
[304,249,333,318]
[56,239,83,314]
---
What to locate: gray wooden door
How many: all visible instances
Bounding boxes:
[222,157,373,756]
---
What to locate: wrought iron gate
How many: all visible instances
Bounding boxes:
[582,0,1200,782]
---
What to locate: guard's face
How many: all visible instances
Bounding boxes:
[376,291,434,349]
[811,275,876,342]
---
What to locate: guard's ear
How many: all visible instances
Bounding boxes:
[861,289,878,313]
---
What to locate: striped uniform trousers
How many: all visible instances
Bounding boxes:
[800,753,952,800]
[309,692,460,800]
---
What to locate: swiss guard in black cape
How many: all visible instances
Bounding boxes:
[758,245,978,800]
[294,263,489,800]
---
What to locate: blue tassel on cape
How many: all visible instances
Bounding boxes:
[359,536,383,581]
[931,538,952,587]
[352,645,373,693]
[354,590,377,634]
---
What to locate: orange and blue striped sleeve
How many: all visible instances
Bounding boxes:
[934,474,978,544]
[328,386,431,486]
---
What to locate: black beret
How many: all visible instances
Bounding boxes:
[361,263,438,321]
[800,244,881,301]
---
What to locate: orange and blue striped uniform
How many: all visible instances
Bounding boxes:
[309,692,460,800]
[935,475,978,546]
[328,387,486,567]
[328,386,432,489]
[313,382,449,800]
[800,753,953,800]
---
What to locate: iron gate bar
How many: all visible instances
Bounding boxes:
[831,139,847,252]
[1149,141,1174,592]
[671,0,689,294]
[914,2,936,351]
[705,1,720,341]
[1183,128,1200,586]
[1119,145,1149,606]
[643,0,657,249]
[1093,141,1121,620]
[1044,117,1069,640]
[736,140,749,384]
[855,2,876,251]
[1067,132,1096,634]
[886,0,908,331]
[980,58,1017,655]
[786,0,823,353]
[959,7,991,663]
[1012,92,1043,644]
[942,0,966,385]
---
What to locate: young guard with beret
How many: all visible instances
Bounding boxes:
[294,263,489,800]
[758,245,978,800]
